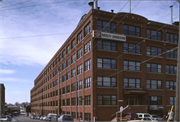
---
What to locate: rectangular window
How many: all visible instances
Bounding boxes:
[59,66,61,73]
[84,113,91,121]
[77,64,83,75]
[62,62,65,70]
[97,20,116,33]
[84,59,91,71]
[147,46,162,56]
[123,78,141,88]
[62,87,65,94]
[71,112,76,119]
[166,49,177,59]
[67,98,70,106]
[84,22,91,36]
[59,54,61,61]
[124,60,141,71]
[71,68,76,78]
[62,74,66,82]
[84,40,91,54]
[124,25,140,37]
[71,53,76,64]
[84,95,91,105]
[97,58,116,69]
[77,48,82,59]
[59,77,61,84]
[62,50,65,58]
[170,97,176,105]
[77,31,82,44]
[147,79,161,89]
[66,85,70,93]
[71,98,76,106]
[146,96,162,105]
[97,77,116,87]
[71,39,75,49]
[147,29,162,41]
[84,77,91,88]
[166,81,176,90]
[63,99,65,106]
[77,80,82,90]
[71,83,76,92]
[123,43,141,54]
[66,58,70,67]
[97,95,116,105]
[66,72,70,80]
[147,63,162,73]
[166,33,178,44]
[66,45,70,54]
[166,65,177,74]
[97,40,116,51]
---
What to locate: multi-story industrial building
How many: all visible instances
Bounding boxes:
[30,1,178,121]
[0,84,5,115]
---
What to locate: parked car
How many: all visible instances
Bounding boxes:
[46,113,58,121]
[51,115,58,121]
[0,116,8,121]
[58,114,74,121]
[36,115,41,119]
[30,115,36,119]
[127,117,158,122]
[43,116,47,121]
[150,114,164,121]
[40,116,44,120]
[117,113,139,121]
[136,113,151,119]
[6,115,12,121]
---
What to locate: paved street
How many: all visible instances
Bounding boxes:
[13,116,41,121]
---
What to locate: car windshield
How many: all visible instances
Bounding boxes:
[132,114,138,117]
[1,117,6,118]
[152,115,159,118]
[144,114,150,117]
[64,115,72,118]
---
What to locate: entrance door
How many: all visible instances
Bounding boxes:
[128,95,138,105]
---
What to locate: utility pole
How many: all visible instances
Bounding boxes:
[175,0,180,121]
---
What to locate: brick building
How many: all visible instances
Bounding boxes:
[30,2,178,121]
[0,84,5,115]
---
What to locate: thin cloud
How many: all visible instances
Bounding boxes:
[0,69,16,74]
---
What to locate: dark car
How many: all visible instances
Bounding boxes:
[58,114,74,121]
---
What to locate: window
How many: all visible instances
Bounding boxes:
[124,43,141,54]
[59,88,61,95]
[147,63,162,73]
[66,58,70,67]
[124,25,140,37]
[84,22,91,36]
[170,97,176,105]
[66,85,70,93]
[146,96,162,105]
[84,41,91,54]
[123,78,140,88]
[62,74,66,82]
[71,68,76,78]
[97,77,116,87]
[84,113,91,121]
[97,20,116,33]
[71,53,76,64]
[67,98,70,106]
[59,77,61,84]
[166,81,176,90]
[147,46,162,56]
[166,49,177,59]
[62,99,65,106]
[62,87,65,94]
[56,90,58,96]
[62,50,65,58]
[124,60,141,71]
[77,96,82,105]
[166,33,178,44]
[147,29,161,41]
[71,112,76,118]
[59,54,61,62]
[71,39,75,49]
[84,59,91,71]
[77,31,82,44]
[97,95,116,105]
[147,80,161,89]
[66,45,70,54]
[84,77,91,88]
[77,64,83,75]
[77,80,82,90]
[77,113,82,119]
[97,40,116,51]
[166,65,177,74]
[62,62,65,70]
[71,98,76,106]
[97,58,116,69]
[66,72,70,80]
[77,48,82,59]
[71,83,76,92]
[84,95,91,105]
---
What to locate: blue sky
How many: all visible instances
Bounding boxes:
[0,0,179,104]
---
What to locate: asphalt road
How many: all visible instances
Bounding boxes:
[13,115,41,121]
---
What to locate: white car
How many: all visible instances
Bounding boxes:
[43,116,47,121]
[127,118,158,122]
[0,116,8,121]
[40,116,44,120]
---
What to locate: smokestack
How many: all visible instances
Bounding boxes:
[88,2,94,9]
[111,9,114,13]
[170,5,173,24]
[93,0,98,9]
